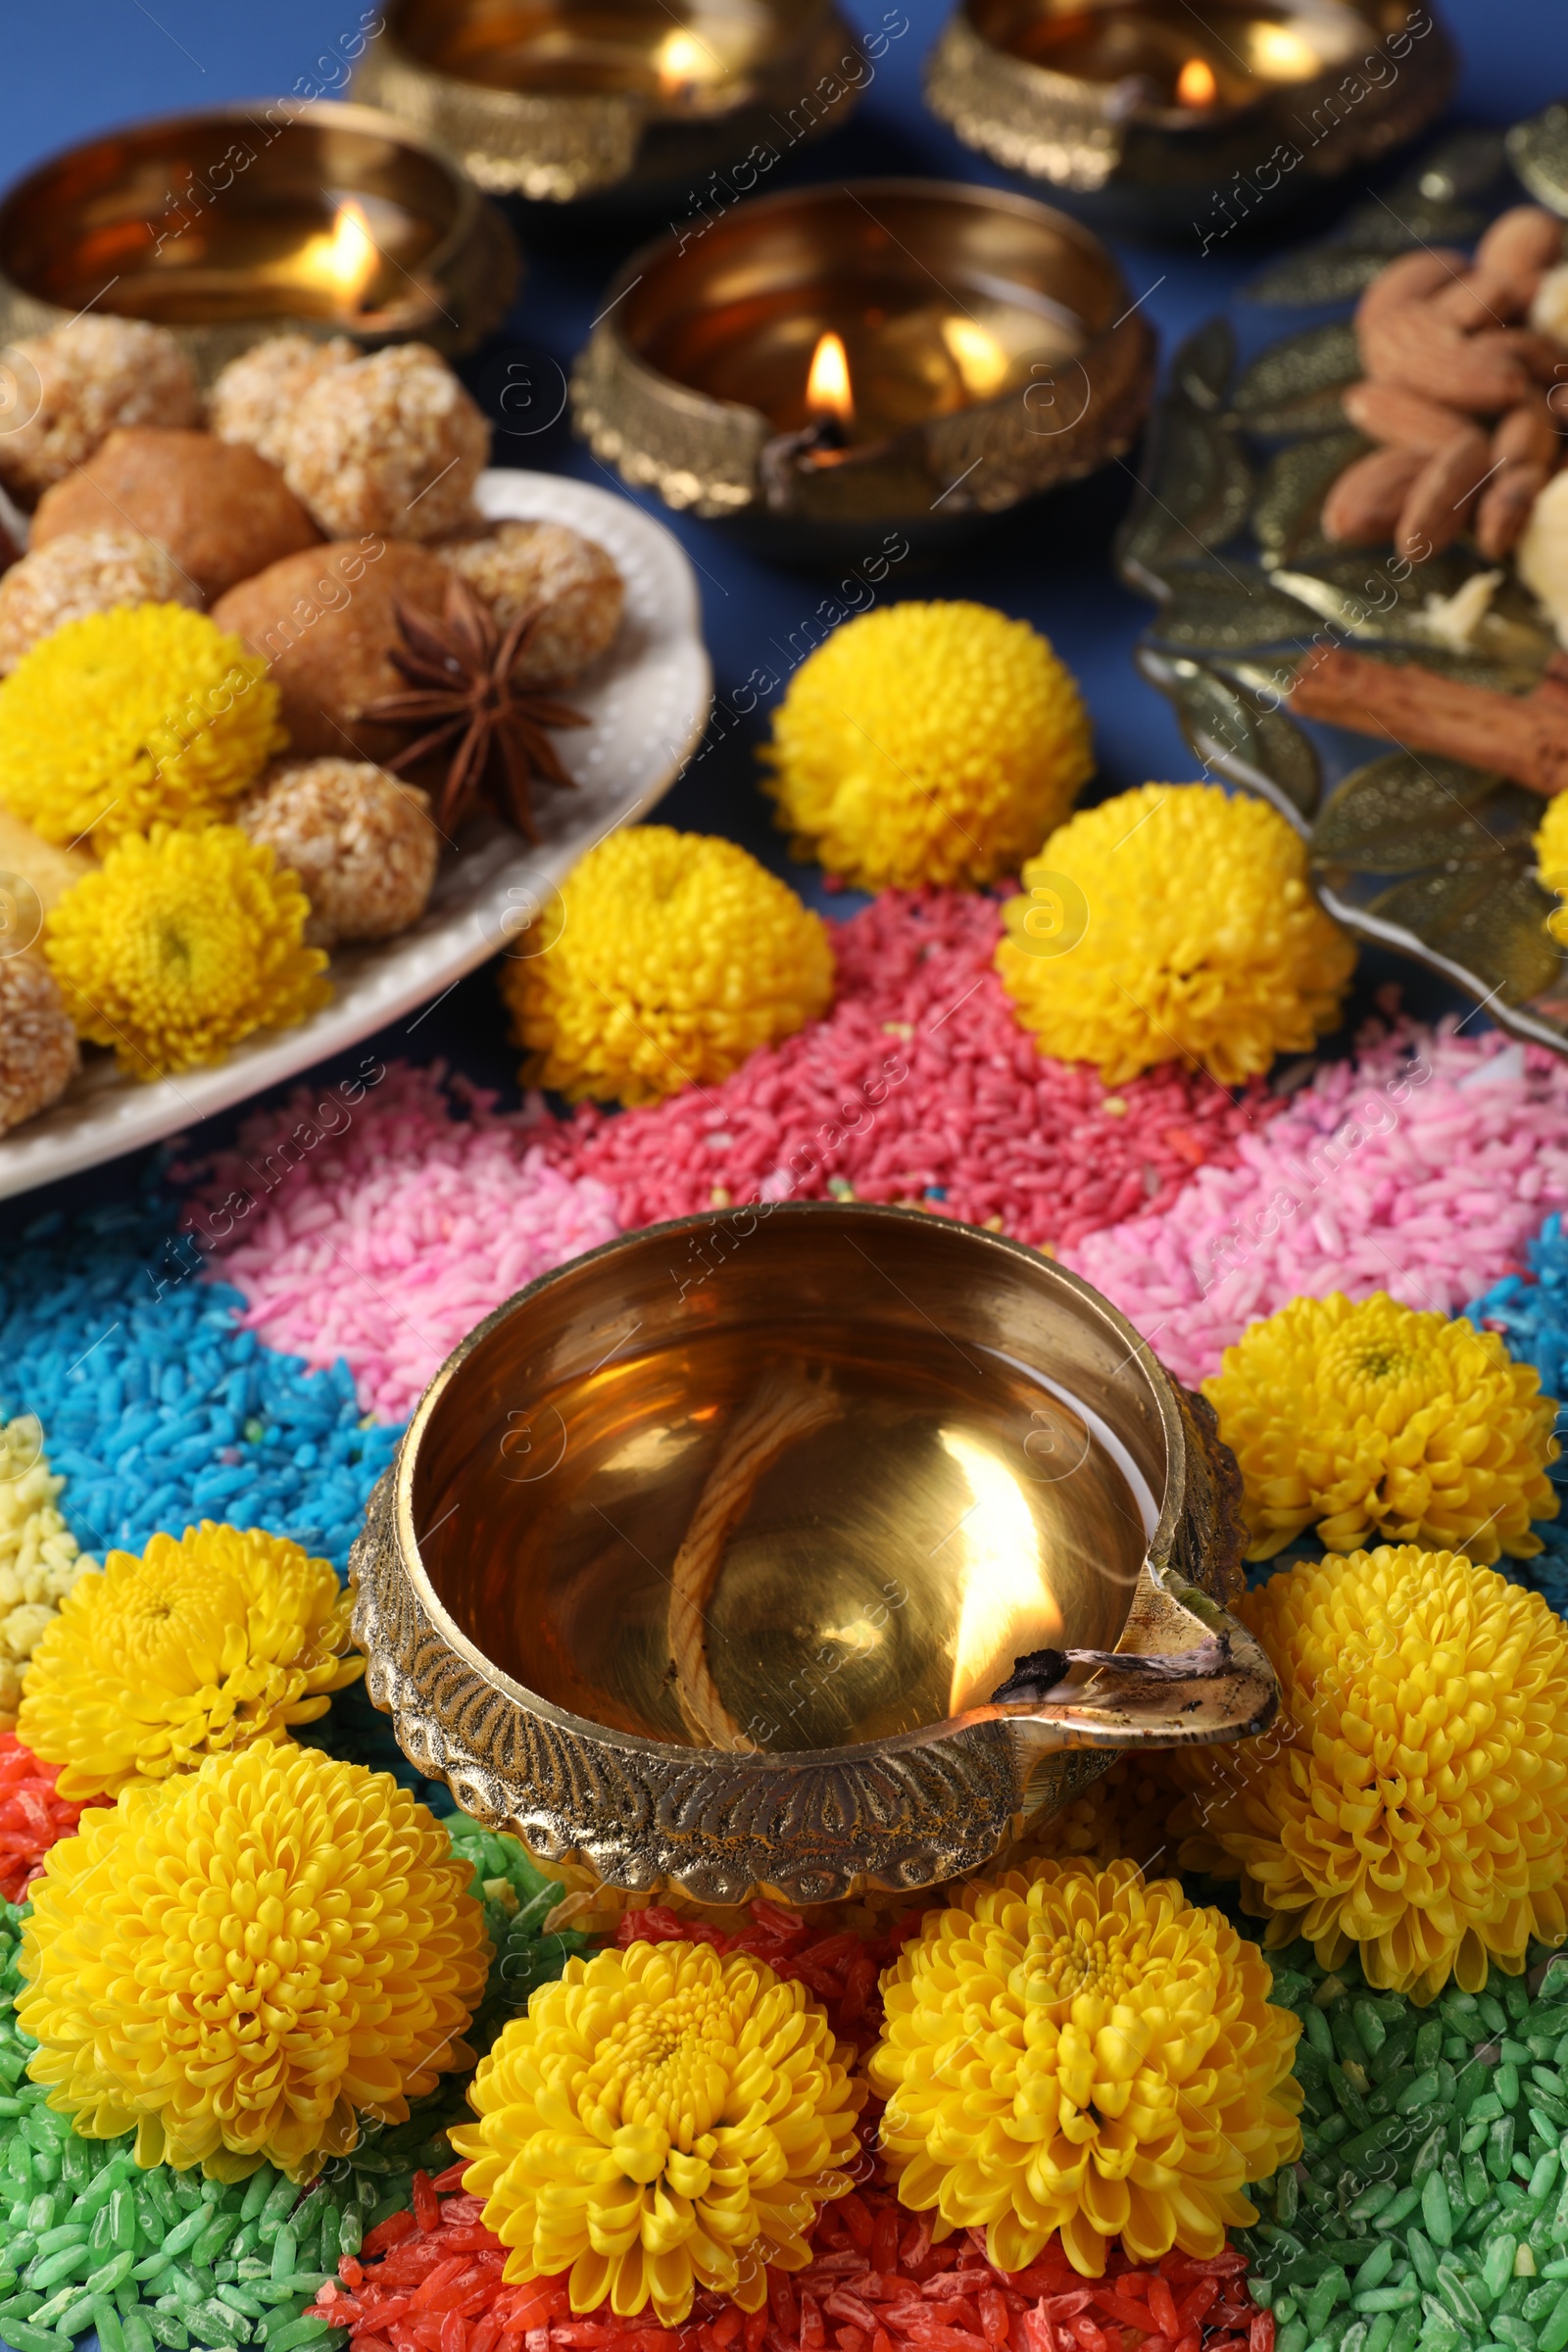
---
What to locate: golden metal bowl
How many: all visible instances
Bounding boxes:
[350,1203,1274,1905]
[354,0,864,205]
[0,99,519,382]
[569,177,1154,552]
[925,0,1456,240]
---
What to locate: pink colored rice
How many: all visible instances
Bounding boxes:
[545,890,1274,1251]
[1067,1015,1568,1387]
[185,1062,620,1419]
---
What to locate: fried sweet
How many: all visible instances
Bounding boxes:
[212,538,450,762]
[30,428,319,604]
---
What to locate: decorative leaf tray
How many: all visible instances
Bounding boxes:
[1116,113,1568,1054]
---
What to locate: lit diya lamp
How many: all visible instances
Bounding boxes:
[355,0,866,206]
[925,0,1456,237]
[0,99,518,379]
[351,1202,1277,1906]
[571,177,1156,556]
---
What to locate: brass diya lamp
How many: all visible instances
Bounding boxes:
[570,178,1155,557]
[354,0,865,205]
[0,99,519,381]
[351,1203,1276,1907]
[925,0,1456,239]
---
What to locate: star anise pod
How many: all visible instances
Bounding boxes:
[362,571,588,843]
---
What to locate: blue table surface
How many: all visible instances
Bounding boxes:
[5,0,1568,1226]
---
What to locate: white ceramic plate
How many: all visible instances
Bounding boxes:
[0,471,711,1203]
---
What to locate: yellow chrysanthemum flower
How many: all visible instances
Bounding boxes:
[1537,793,1568,946]
[0,1414,88,1731]
[450,1938,864,2324]
[1172,1545,1568,2002]
[502,826,834,1105]
[18,1740,487,2179]
[1012,1756,1185,1875]
[0,603,283,850]
[761,603,1093,890]
[44,823,329,1079]
[997,784,1355,1085]
[868,1858,1301,2278]
[18,1520,363,1800]
[1201,1291,1559,1562]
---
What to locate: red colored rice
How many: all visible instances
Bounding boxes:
[546,892,1275,1252]
[0,1729,106,1903]
[314,2172,1271,2352]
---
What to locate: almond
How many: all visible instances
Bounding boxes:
[1476,458,1551,560]
[1359,306,1537,413]
[1322,444,1426,545]
[1394,425,1493,560]
[1342,378,1472,451]
[1494,400,1562,468]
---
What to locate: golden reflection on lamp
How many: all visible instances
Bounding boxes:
[747,284,1081,444]
[289,197,383,313]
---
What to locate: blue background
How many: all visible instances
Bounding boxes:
[5,0,1568,1217]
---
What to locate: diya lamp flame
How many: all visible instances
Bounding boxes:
[760,328,861,510]
[806,329,855,429]
[940,1428,1064,1716]
[1175,55,1218,108]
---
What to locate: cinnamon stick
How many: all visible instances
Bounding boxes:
[1292,644,1568,798]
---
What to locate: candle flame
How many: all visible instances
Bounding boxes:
[296,198,380,312]
[806,330,854,427]
[1175,55,1218,107]
[657,27,711,94]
